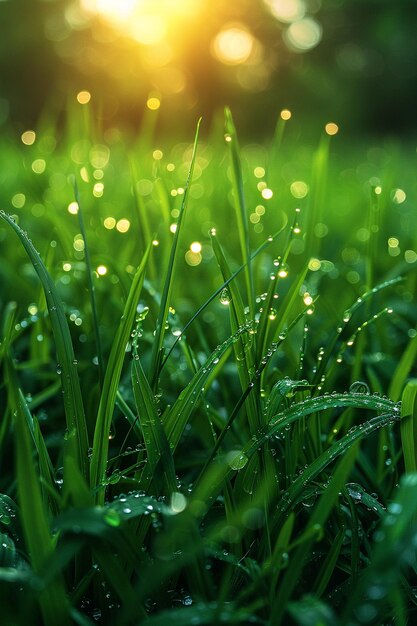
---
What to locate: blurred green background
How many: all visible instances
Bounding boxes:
[1,0,417,138]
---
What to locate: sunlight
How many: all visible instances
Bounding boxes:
[80,0,199,45]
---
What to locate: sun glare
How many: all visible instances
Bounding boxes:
[80,0,198,44]
[96,0,136,22]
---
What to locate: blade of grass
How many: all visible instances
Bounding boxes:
[305,132,330,260]
[390,334,417,402]
[314,526,345,597]
[5,357,70,626]
[159,223,287,374]
[255,209,302,361]
[90,242,151,503]
[149,118,201,390]
[400,379,417,473]
[343,473,417,625]
[224,107,254,316]
[271,412,398,527]
[272,441,359,625]
[211,232,260,432]
[0,211,89,479]
[164,321,256,453]
[73,179,104,389]
[131,345,177,493]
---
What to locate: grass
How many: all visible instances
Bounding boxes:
[0,106,416,625]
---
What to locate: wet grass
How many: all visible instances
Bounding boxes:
[0,108,417,625]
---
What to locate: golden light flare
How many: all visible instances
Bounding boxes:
[77,90,91,104]
[325,122,339,136]
[80,0,199,45]
[147,96,161,110]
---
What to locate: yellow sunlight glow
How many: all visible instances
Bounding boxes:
[80,0,198,45]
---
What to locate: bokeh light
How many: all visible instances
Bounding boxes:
[211,25,255,66]
[285,18,322,52]
[77,90,91,104]
[116,219,131,233]
[147,96,161,110]
[265,0,306,23]
[325,122,339,136]
[21,130,36,146]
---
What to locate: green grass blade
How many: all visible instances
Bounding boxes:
[160,225,287,373]
[272,441,359,625]
[271,412,397,525]
[149,119,201,390]
[164,321,255,453]
[211,233,260,432]
[63,435,93,508]
[0,211,89,479]
[389,334,417,402]
[0,300,17,365]
[287,597,338,626]
[5,358,70,626]
[73,179,104,389]
[255,210,301,361]
[6,353,61,517]
[130,158,153,257]
[224,107,254,316]
[270,267,309,346]
[141,603,265,625]
[131,346,177,493]
[343,473,417,625]
[268,392,397,428]
[90,243,151,502]
[314,526,345,597]
[305,133,330,259]
[400,379,417,473]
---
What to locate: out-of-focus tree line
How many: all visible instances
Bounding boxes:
[0,0,416,137]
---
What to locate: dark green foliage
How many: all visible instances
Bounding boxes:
[0,110,415,625]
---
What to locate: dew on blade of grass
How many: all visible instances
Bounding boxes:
[170,492,187,514]
[277,263,289,278]
[220,288,231,305]
[227,450,249,470]
[342,310,352,323]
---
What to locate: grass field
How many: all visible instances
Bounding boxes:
[0,105,417,625]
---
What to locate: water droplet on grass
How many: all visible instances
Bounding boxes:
[227,450,249,470]
[220,288,231,305]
